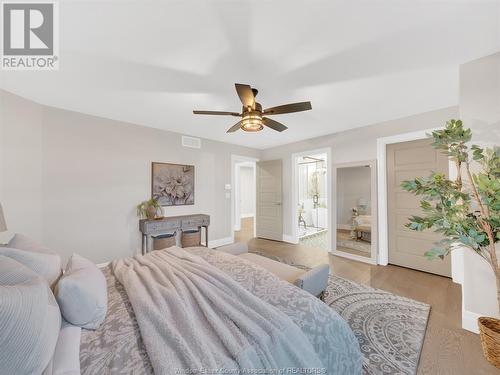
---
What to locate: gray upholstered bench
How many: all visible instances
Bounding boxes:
[217,242,329,299]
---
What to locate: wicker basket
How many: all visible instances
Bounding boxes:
[153,233,176,250]
[181,229,201,248]
[478,317,500,368]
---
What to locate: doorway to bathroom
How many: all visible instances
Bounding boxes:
[292,149,331,251]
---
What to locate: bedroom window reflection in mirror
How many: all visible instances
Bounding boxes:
[334,161,377,264]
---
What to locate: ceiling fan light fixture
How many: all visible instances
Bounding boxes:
[241,112,263,132]
[193,83,311,133]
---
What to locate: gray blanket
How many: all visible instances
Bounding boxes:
[112,247,324,374]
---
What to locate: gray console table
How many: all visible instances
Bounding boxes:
[139,214,210,254]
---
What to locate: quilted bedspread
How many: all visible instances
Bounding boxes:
[80,247,361,374]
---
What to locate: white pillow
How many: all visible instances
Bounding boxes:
[0,246,62,288]
[42,321,81,375]
[0,256,61,375]
[55,253,107,329]
[3,233,62,288]
[66,251,96,270]
[8,233,53,253]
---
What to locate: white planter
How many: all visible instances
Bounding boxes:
[460,244,500,333]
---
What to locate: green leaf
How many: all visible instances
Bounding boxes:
[402,119,498,264]
[425,247,447,260]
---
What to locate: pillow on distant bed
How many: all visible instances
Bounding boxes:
[0,256,61,375]
[1,233,62,288]
[55,253,107,329]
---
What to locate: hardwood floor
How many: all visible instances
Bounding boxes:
[234,217,499,375]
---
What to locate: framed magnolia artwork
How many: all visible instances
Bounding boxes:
[151,162,195,206]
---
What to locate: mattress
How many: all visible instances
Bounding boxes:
[80,247,361,374]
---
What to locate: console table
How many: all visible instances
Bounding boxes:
[139,214,210,254]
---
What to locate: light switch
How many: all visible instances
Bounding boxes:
[225,184,231,190]
[225,192,231,199]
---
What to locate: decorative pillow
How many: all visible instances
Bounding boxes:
[0,246,62,288]
[42,321,81,375]
[0,256,61,375]
[2,233,62,288]
[55,253,107,329]
[8,233,53,253]
[66,251,96,270]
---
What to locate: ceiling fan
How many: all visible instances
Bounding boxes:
[193,83,312,133]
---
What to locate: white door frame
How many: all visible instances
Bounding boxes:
[231,155,258,243]
[290,147,332,247]
[376,128,457,268]
[332,160,378,265]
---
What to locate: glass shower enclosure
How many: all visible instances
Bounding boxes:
[297,154,328,243]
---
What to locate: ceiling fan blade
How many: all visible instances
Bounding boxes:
[235,83,255,108]
[263,117,288,132]
[263,101,312,115]
[226,120,243,133]
[193,110,241,116]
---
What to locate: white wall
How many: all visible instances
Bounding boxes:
[239,165,255,217]
[458,52,500,330]
[336,166,371,226]
[0,92,43,244]
[261,106,459,239]
[0,90,259,263]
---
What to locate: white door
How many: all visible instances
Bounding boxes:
[256,160,283,241]
[387,138,451,277]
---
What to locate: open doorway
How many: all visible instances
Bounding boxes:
[231,156,257,243]
[292,149,331,251]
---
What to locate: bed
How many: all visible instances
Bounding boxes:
[80,247,362,374]
[353,214,371,242]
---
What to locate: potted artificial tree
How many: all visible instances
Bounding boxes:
[401,119,500,368]
[137,198,162,220]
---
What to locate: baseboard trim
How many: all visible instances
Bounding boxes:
[282,234,299,244]
[208,237,233,249]
[462,309,481,334]
[330,250,377,265]
[240,214,255,219]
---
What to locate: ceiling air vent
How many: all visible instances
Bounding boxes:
[182,136,201,149]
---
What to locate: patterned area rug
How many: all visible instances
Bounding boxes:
[337,230,371,254]
[250,252,430,375]
[324,276,430,375]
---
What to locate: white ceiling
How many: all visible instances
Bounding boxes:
[1,0,499,149]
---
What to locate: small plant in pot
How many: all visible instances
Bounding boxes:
[137,198,162,220]
[401,119,500,368]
